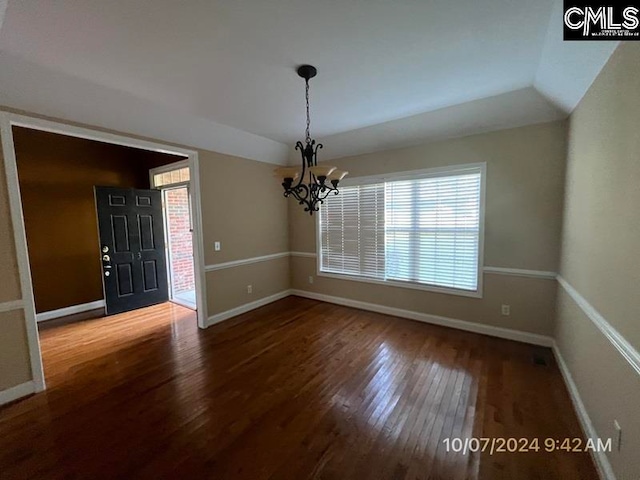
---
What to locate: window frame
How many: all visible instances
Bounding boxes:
[315,162,486,299]
[149,159,190,189]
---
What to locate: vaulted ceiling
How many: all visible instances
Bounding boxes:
[0,0,618,163]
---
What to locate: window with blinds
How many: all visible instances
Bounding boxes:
[319,183,385,279]
[318,165,484,295]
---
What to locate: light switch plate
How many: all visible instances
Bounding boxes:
[214,241,221,251]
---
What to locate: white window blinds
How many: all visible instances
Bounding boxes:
[319,183,385,279]
[318,166,483,294]
[385,171,482,291]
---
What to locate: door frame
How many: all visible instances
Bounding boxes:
[148,161,194,310]
[151,170,196,309]
[0,111,209,392]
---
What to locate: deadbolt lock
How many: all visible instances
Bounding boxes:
[102,245,109,253]
[102,254,110,262]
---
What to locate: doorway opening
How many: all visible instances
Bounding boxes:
[0,112,208,393]
[150,161,196,310]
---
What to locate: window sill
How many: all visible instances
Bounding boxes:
[316,270,483,299]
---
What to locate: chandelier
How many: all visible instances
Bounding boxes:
[275,65,348,215]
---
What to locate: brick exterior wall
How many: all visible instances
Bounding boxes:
[166,187,195,294]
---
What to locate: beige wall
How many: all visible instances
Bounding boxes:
[198,149,290,315]
[207,257,290,315]
[199,150,289,265]
[0,309,32,391]
[556,43,640,479]
[292,257,555,336]
[560,43,640,350]
[0,142,22,304]
[290,121,568,336]
[555,288,640,480]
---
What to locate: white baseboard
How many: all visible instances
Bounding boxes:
[291,289,554,347]
[552,343,616,480]
[36,300,105,322]
[206,290,292,327]
[0,380,35,406]
[483,266,557,280]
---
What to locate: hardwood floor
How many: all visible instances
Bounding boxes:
[0,297,598,479]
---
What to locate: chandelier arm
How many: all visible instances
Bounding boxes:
[293,183,310,203]
[316,187,335,203]
[313,183,328,209]
[319,180,338,192]
[284,179,309,203]
[289,141,308,190]
[284,188,297,201]
[287,190,305,207]
[313,143,323,165]
[296,183,315,213]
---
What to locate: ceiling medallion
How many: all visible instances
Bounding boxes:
[275,65,347,215]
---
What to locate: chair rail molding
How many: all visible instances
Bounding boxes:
[557,275,640,376]
[291,252,558,280]
[205,252,290,272]
[0,299,24,314]
[483,266,557,280]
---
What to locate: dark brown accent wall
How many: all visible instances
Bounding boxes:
[13,127,183,313]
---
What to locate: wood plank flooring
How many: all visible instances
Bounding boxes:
[0,297,598,479]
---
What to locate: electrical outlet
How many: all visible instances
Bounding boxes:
[614,420,622,452]
[501,304,510,316]
[247,284,252,294]
[214,241,221,251]
[308,276,314,284]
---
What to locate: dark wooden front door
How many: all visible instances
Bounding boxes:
[95,186,168,315]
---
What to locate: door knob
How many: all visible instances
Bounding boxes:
[102,245,109,253]
[102,254,111,262]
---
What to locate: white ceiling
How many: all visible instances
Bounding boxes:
[0,0,7,32]
[0,0,618,164]
[534,0,619,112]
[319,87,566,160]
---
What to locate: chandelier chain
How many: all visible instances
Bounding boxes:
[305,79,311,144]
